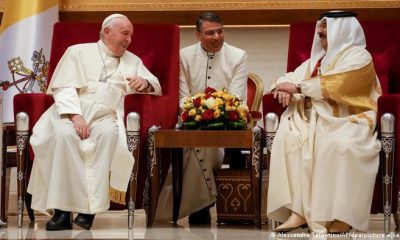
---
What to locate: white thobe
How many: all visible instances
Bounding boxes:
[267,46,381,232]
[155,42,248,221]
[28,40,161,214]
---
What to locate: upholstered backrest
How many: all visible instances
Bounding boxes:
[247,72,264,112]
[49,22,179,97]
[287,21,400,94]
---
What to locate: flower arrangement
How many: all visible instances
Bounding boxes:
[180,87,250,130]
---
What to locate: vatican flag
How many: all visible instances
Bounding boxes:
[0,0,58,122]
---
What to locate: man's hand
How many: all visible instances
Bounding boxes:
[69,114,90,139]
[273,90,292,107]
[276,82,298,94]
[126,76,152,92]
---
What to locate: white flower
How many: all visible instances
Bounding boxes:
[205,97,216,109]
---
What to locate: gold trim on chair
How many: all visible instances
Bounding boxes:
[248,72,264,112]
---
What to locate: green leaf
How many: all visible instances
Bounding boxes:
[207,122,224,129]
[228,121,244,129]
[183,121,197,129]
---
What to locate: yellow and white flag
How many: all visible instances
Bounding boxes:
[0,0,58,122]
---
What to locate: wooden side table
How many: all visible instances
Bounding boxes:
[145,126,264,228]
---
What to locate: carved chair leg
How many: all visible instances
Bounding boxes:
[127,162,138,229]
[251,126,263,229]
[16,112,29,228]
[126,112,140,229]
[264,112,279,230]
[381,113,395,234]
[145,126,160,227]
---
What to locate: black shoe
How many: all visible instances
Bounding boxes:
[46,209,72,231]
[188,207,211,225]
[73,213,95,230]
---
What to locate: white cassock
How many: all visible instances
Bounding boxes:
[28,40,161,215]
[267,16,382,233]
[155,42,248,221]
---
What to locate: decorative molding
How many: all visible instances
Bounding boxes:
[1,1,400,25]
[16,131,29,157]
[60,0,400,11]
[237,184,251,212]
[147,126,157,177]
[126,131,140,153]
[382,135,394,159]
[218,183,233,212]
[251,126,262,178]
[1,0,400,13]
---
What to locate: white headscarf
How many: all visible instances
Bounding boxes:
[309,13,366,73]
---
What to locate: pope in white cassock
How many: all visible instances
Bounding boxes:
[154,12,248,224]
[267,11,381,233]
[27,14,161,231]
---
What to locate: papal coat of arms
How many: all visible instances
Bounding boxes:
[1,48,48,93]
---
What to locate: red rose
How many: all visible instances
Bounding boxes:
[228,111,239,121]
[204,93,212,99]
[205,87,216,94]
[202,109,214,121]
[181,111,190,122]
[193,97,201,108]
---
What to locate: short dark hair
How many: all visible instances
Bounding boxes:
[196,12,223,32]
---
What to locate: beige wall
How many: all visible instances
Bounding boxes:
[180,26,290,93]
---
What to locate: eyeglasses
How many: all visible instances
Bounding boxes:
[200,28,224,37]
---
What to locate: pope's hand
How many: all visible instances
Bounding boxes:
[69,114,90,139]
[127,76,150,92]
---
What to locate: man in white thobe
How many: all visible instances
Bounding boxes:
[155,12,248,224]
[267,11,381,233]
[27,14,161,231]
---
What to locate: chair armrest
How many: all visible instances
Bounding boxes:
[262,93,285,126]
[13,93,54,132]
[371,94,400,215]
[378,94,400,121]
[13,93,54,161]
[124,94,179,130]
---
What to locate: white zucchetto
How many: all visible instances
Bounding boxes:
[102,13,126,28]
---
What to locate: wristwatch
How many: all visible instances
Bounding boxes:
[296,83,302,94]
